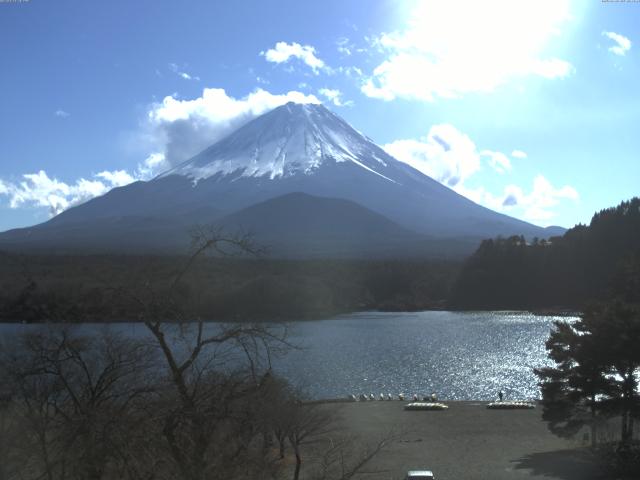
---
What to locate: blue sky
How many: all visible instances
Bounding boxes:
[0,0,638,231]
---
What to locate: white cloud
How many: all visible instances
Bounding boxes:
[528,58,575,79]
[2,87,321,217]
[336,37,352,56]
[384,124,481,188]
[384,125,578,225]
[481,150,511,174]
[0,154,172,218]
[136,152,169,180]
[362,0,574,101]
[261,41,326,74]
[95,170,136,186]
[168,63,200,81]
[0,169,143,217]
[54,109,70,118]
[338,65,363,78]
[318,88,353,107]
[488,175,579,222]
[146,87,320,168]
[602,31,631,56]
[446,176,578,225]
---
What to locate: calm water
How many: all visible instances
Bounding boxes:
[0,311,574,401]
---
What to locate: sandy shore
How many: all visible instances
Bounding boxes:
[326,401,607,480]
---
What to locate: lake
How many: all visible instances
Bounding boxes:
[0,311,573,401]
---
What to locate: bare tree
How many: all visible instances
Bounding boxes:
[286,402,336,480]
[0,387,16,480]
[123,226,290,480]
[0,328,157,480]
[311,429,402,480]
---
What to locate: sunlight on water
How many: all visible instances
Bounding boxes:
[0,311,576,401]
[273,311,575,400]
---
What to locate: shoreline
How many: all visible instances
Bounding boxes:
[323,400,605,480]
[306,397,540,405]
[0,307,581,325]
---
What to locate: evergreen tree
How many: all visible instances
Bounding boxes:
[535,319,611,447]
[451,197,640,310]
[536,301,640,447]
[584,302,640,445]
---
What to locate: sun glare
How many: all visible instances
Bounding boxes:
[373,0,574,98]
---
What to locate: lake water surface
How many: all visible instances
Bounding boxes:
[0,311,574,401]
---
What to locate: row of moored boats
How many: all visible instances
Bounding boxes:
[347,394,536,410]
[349,393,440,402]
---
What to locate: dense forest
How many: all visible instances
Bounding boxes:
[0,253,460,322]
[450,197,640,310]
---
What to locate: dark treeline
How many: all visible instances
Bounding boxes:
[0,253,460,322]
[450,197,640,310]
[5,197,637,321]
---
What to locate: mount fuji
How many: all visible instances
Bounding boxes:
[0,102,563,257]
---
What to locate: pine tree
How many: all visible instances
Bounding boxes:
[536,301,640,447]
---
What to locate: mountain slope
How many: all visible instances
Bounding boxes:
[217,192,477,258]
[0,193,477,257]
[0,102,562,256]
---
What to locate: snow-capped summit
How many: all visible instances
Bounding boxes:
[0,102,565,256]
[160,102,395,182]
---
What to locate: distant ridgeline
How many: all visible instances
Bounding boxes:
[449,198,640,310]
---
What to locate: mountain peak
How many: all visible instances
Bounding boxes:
[281,100,327,114]
[283,100,322,110]
[0,99,557,253]
[158,101,395,182]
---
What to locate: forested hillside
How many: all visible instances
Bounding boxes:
[0,254,459,322]
[450,198,640,310]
